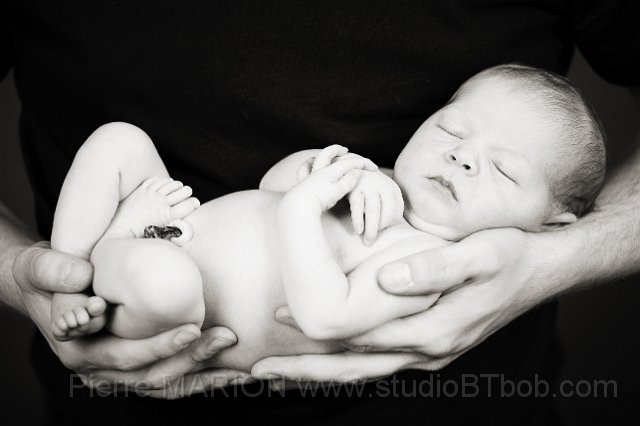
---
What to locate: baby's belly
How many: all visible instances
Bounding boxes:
[182,190,342,371]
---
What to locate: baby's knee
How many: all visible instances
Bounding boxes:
[93,238,205,328]
[129,240,204,326]
[80,122,156,161]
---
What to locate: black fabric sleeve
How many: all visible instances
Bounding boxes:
[570,0,640,86]
[0,22,13,83]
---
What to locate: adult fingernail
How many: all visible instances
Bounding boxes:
[379,263,413,291]
[61,261,91,287]
[173,330,199,348]
[270,381,283,391]
[263,373,280,380]
[230,376,254,386]
[208,337,235,352]
[275,309,291,322]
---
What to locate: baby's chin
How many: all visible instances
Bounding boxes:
[403,209,467,241]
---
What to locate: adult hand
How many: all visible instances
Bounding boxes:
[13,241,251,398]
[254,228,561,381]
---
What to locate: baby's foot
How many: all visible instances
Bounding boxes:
[104,177,200,239]
[52,293,108,341]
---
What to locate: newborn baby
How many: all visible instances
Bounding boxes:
[49,63,606,372]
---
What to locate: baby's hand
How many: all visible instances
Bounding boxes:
[287,148,378,213]
[349,170,404,246]
[296,144,351,182]
[295,145,403,244]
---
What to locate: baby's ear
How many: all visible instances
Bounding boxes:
[542,212,577,229]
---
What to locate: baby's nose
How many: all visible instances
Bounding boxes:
[445,148,478,176]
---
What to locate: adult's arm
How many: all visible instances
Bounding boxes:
[0,200,250,397]
[251,86,640,382]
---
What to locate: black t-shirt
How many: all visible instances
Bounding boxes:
[3,1,639,425]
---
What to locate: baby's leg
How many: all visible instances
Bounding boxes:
[90,175,203,337]
[92,237,205,339]
[51,122,197,340]
[54,175,202,339]
[51,122,171,259]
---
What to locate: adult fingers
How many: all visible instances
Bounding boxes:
[252,352,429,383]
[343,293,481,359]
[274,306,302,331]
[145,369,254,399]
[340,314,429,353]
[13,242,93,293]
[377,238,486,295]
[72,324,202,372]
[86,326,237,386]
[142,326,237,382]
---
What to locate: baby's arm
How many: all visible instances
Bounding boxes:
[277,155,438,341]
[259,149,322,192]
[260,148,394,193]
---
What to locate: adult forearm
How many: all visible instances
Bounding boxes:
[574,139,640,282]
[0,201,35,314]
[531,134,640,301]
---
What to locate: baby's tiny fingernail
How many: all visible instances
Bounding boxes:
[173,330,199,348]
[379,263,413,291]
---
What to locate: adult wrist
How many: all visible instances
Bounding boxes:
[0,239,34,315]
[524,226,588,304]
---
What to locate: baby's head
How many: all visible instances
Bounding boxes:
[394,63,606,240]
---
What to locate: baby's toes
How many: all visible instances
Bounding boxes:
[166,185,193,205]
[141,176,165,190]
[157,179,184,196]
[86,296,107,317]
[147,177,174,193]
[74,307,91,327]
[64,310,79,329]
[52,316,69,339]
[170,197,200,220]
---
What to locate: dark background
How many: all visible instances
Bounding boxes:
[0,52,638,425]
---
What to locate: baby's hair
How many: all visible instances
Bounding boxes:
[480,63,607,217]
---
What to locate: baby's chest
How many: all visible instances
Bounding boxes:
[325,208,435,273]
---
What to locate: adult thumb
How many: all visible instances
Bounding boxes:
[13,241,93,293]
[377,242,481,295]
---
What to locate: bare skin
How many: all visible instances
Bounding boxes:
[52,176,201,340]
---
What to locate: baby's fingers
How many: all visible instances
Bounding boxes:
[296,157,315,182]
[320,157,378,180]
[312,145,349,171]
[349,191,365,234]
[363,192,381,246]
[378,185,404,230]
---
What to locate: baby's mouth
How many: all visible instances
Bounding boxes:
[428,176,458,201]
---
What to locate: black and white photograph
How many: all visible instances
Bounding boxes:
[0,1,639,425]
